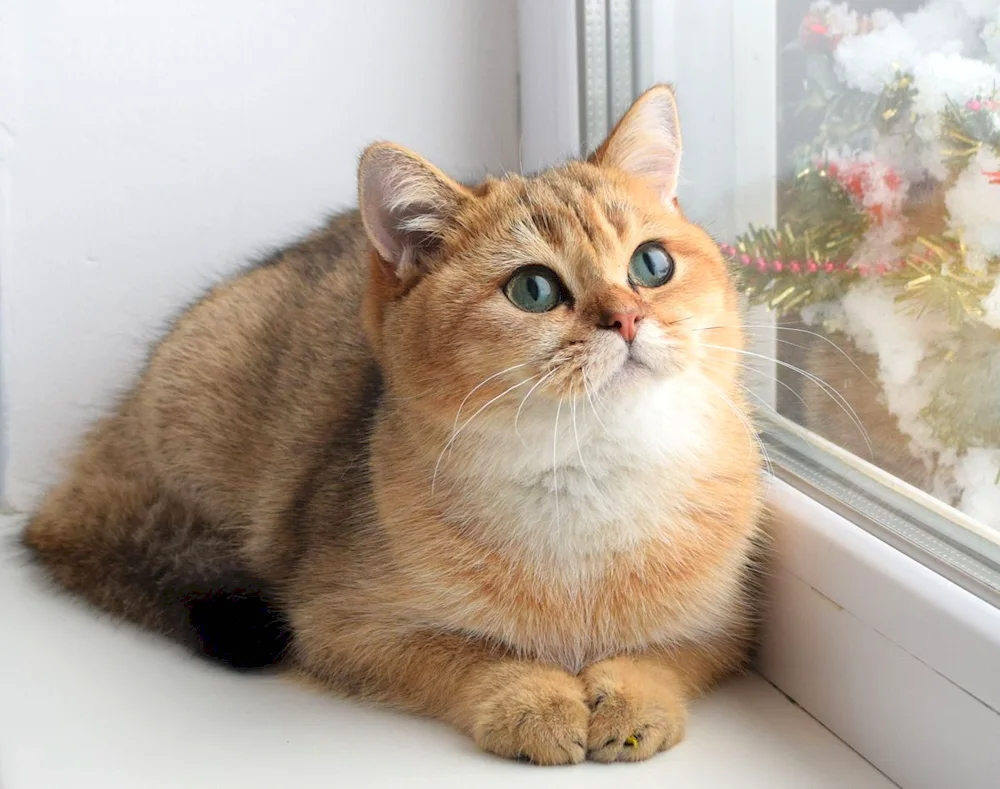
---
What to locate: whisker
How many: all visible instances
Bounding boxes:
[701,376,774,481]
[688,329,808,409]
[587,368,614,413]
[570,388,597,487]
[741,362,809,411]
[582,370,611,433]
[553,397,563,532]
[696,323,876,404]
[730,381,777,479]
[733,375,797,425]
[697,342,874,460]
[514,369,557,444]
[433,373,539,493]
[449,362,530,437]
[739,324,878,389]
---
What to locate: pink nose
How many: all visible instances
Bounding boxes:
[599,311,642,343]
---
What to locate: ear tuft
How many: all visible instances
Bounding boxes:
[589,84,682,205]
[358,143,468,280]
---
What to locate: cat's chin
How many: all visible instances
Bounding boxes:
[601,355,659,392]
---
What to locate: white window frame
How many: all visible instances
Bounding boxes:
[517,3,1000,788]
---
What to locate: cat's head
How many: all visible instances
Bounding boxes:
[358,85,744,430]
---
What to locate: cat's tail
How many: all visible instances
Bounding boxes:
[21,420,291,669]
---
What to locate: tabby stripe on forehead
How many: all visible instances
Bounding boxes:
[548,181,606,253]
[602,201,629,240]
[572,169,602,196]
[583,194,624,253]
[529,210,567,251]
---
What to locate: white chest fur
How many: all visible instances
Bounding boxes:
[441,370,720,577]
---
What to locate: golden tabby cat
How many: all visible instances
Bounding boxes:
[24,86,763,765]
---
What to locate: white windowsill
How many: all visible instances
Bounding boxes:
[761,479,1000,789]
[0,513,892,789]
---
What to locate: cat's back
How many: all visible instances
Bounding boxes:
[134,210,378,519]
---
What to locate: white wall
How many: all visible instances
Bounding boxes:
[0,0,520,509]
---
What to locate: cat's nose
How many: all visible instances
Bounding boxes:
[599,310,642,343]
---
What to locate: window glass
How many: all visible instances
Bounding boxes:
[721,0,1000,536]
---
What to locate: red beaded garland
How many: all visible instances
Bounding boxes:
[719,243,901,277]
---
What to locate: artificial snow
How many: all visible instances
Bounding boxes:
[956,0,1000,22]
[983,276,1000,328]
[833,0,992,93]
[812,1,860,38]
[984,10,1000,63]
[789,2,1000,529]
[904,0,982,58]
[953,448,1000,529]
[945,149,1000,257]
[834,16,920,93]
[845,220,905,268]
[912,52,1000,117]
[838,283,949,460]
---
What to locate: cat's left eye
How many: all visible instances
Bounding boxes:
[629,242,675,288]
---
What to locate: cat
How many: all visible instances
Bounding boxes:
[23,85,764,765]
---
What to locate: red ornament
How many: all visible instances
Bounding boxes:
[823,156,904,225]
[983,170,1000,185]
[799,12,841,50]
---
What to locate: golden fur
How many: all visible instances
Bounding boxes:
[24,86,763,764]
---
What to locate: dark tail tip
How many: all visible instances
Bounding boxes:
[186,586,291,670]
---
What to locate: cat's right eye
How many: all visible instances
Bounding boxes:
[504,266,566,313]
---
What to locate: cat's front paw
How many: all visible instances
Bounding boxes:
[581,658,687,763]
[469,666,589,765]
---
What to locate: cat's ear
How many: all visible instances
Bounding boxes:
[589,84,682,205]
[358,143,469,281]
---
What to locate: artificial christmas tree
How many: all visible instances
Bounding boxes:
[728,0,1000,527]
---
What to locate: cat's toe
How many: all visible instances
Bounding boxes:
[470,670,589,766]
[582,660,687,763]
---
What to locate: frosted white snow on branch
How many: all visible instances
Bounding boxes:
[945,149,1000,258]
[912,52,1000,116]
[953,448,1000,528]
[984,8,1000,63]
[955,0,1000,21]
[832,0,989,94]
[811,1,860,37]
[834,13,918,92]
[984,277,1000,328]
[836,282,949,460]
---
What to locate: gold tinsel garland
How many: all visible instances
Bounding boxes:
[727,77,1000,328]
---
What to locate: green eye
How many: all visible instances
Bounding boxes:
[504,266,565,313]
[629,242,675,288]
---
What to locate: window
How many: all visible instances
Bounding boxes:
[630,0,1000,604]
[554,1,1000,786]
